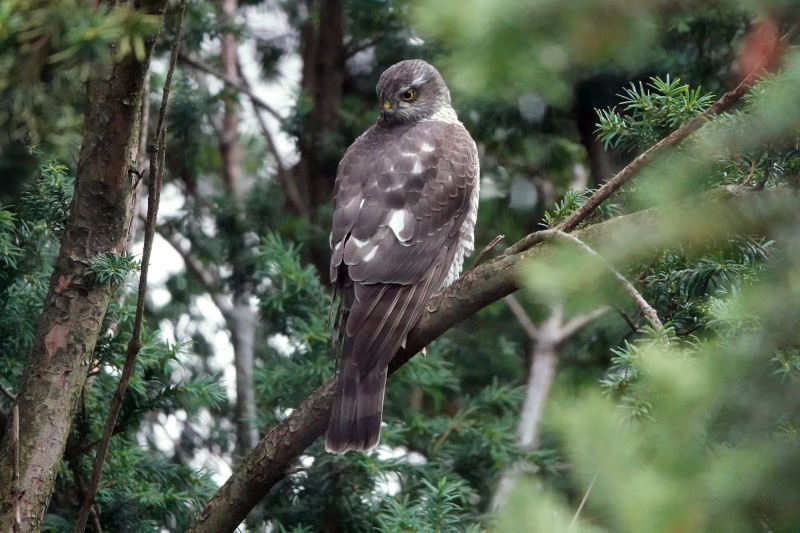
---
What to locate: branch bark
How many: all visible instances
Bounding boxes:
[188,185,795,533]
[555,72,760,234]
[0,0,170,528]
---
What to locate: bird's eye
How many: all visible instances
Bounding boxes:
[401,88,416,102]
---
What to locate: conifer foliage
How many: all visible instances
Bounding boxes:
[1,0,800,532]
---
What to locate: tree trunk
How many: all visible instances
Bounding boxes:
[220,0,242,197]
[219,0,259,458]
[230,294,259,456]
[0,1,168,529]
[294,0,346,278]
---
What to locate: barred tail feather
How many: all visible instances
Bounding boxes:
[325,359,387,454]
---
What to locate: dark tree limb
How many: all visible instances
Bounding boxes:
[73,2,187,531]
[187,185,794,533]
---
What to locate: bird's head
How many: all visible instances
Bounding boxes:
[376,59,452,124]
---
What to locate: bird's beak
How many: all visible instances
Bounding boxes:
[381,100,394,120]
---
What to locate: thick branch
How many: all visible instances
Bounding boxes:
[188,185,793,533]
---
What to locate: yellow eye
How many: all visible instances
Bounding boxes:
[401,88,416,101]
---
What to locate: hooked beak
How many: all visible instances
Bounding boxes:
[381,100,394,119]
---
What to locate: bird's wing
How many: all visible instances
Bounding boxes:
[330,119,479,374]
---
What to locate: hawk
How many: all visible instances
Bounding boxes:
[326,59,480,453]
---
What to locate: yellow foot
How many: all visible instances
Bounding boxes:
[421,346,427,357]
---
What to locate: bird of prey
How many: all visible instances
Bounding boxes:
[326,59,480,453]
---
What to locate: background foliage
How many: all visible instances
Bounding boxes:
[1,0,799,531]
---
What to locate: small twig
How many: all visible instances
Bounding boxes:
[504,229,550,256]
[236,58,308,216]
[432,422,457,453]
[467,234,505,273]
[150,221,233,319]
[615,307,638,332]
[568,472,598,531]
[344,34,385,58]
[179,53,284,123]
[504,294,538,339]
[0,382,16,401]
[552,230,664,332]
[741,160,757,185]
[73,2,187,532]
[559,306,611,340]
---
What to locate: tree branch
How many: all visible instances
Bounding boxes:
[74,2,187,531]
[491,303,607,510]
[188,185,794,533]
[180,53,284,123]
[503,294,538,339]
[551,230,663,331]
[505,73,758,259]
[555,72,759,234]
[0,383,15,402]
[150,221,234,319]
[235,58,309,216]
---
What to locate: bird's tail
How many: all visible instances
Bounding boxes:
[325,360,387,454]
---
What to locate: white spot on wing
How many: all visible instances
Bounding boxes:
[363,244,379,262]
[421,142,434,152]
[359,198,365,208]
[388,210,407,237]
[351,237,369,248]
[411,159,423,174]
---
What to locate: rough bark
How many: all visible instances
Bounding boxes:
[0,0,169,529]
[187,185,796,533]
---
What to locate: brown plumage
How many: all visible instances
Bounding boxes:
[326,59,480,453]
